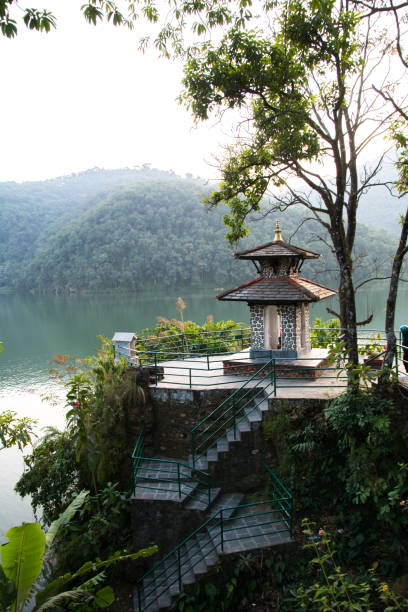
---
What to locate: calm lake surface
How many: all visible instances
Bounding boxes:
[1,283,407,535]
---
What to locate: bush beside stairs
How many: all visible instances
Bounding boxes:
[132,387,293,611]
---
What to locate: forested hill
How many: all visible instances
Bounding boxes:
[0,168,401,293]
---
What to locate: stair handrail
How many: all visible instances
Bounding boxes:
[190,357,276,467]
[192,380,275,463]
[132,434,212,506]
[131,425,145,483]
[135,465,291,612]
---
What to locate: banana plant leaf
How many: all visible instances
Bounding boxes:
[1,523,45,612]
[45,490,89,549]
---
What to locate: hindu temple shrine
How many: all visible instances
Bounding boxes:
[217,221,336,364]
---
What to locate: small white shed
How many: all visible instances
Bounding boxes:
[112,332,139,366]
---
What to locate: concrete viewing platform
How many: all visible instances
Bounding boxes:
[150,349,348,400]
[399,374,408,389]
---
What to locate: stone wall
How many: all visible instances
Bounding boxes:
[279,305,297,351]
[149,387,238,459]
[250,303,264,349]
[305,304,311,349]
[261,261,298,277]
[222,358,328,379]
[130,386,331,574]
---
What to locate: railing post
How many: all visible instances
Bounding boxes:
[191,433,195,470]
[290,498,293,538]
[177,462,181,499]
[189,368,192,389]
[207,354,210,370]
[233,400,236,439]
[396,347,399,379]
[273,358,276,396]
[220,509,224,552]
[177,548,182,592]
[137,585,142,612]
[154,352,158,386]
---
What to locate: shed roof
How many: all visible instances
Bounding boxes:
[234,240,321,261]
[112,332,137,342]
[217,276,336,303]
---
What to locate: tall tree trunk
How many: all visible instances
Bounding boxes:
[382,206,408,377]
[331,218,359,388]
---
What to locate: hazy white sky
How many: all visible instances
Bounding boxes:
[1,2,405,185]
[0,1,234,183]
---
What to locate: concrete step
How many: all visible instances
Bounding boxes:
[245,405,263,422]
[210,492,245,518]
[184,539,208,575]
[133,478,200,503]
[134,507,291,611]
[184,487,221,510]
[136,459,192,480]
[195,529,216,560]
[258,398,270,412]
[217,438,229,452]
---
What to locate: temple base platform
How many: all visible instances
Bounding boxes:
[223,348,330,380]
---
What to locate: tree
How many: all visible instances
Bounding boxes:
[177,0,405,379]
[0,0,148,37]
[349,0,408,372]
[0,410,36,451]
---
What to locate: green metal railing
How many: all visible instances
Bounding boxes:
[136,327,251,362]
[132,426,145,485]
[263,460,293,534]
[140,351,276,389]
[396,342,407,379]
[190,358,276,469]
[135,465,292,612]
[132,429,212,506]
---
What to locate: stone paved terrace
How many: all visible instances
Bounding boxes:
[399,373,408,389]
[151,349,348,400]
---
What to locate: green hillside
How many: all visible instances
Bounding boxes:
[0,168,402,293]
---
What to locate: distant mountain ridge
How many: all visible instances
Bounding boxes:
[0,167,403,292]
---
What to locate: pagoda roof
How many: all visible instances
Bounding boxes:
[217,276,336,303]
[234,240,321,261]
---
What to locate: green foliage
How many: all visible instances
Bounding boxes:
[1,523,45,611]
[0,410,37,451]
[15,335,148,590]
[137,316,250,359]
[264,389,408,574]
[0,0,56,38]
[179,0,362,242]
[15,428,81,526]
[326,339,394,390]
[57,483,133,568]
[65,336,137,490]
[358,333,384,358]
[0,171,398,293]
[0,493,86,611]
[172,553,260,611]
[282,519,408,611]
[311,317,341,348]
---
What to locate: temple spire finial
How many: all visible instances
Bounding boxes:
[274,220,283,242]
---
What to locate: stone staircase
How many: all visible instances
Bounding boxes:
[188,393,270,472]
[134,493,291,612]
[132,388,292,611]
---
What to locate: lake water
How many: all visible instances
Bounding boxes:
[1,283,407,536]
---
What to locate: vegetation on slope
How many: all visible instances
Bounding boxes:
[0,169,400,294]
